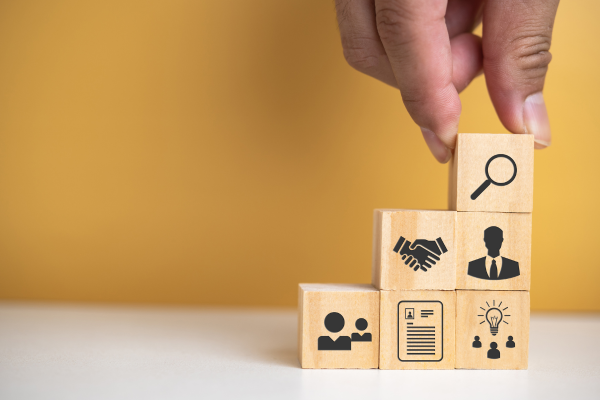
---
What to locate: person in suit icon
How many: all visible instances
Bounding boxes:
[318,312,352,350]
[351,318,372,342]
[468,226,520,280]
[487,342,501,359]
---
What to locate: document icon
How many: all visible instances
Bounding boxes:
[398,301,443,362]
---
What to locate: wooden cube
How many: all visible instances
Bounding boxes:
[449,133,534,213]
[372,209,457,290]
[456,212,531,290]
[298,283,379,369]
[456,290,529,370]
[379,290,456,370]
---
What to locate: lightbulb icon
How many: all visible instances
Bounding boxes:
[485,308,503,336]
[478,300,510,336]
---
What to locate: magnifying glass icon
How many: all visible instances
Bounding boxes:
[470,154,517,200]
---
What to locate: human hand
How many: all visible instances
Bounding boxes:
[335,0,559,162]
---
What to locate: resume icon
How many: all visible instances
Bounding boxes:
[398,301,443,362]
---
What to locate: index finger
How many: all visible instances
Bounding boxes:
[374,0,460,157]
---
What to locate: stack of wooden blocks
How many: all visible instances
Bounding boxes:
[298,133,533,370]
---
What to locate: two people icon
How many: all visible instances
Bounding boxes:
[318,312,372,350]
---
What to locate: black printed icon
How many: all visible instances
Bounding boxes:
[478,300,510,336]
[398,301,443,362]
[468,226,520,280]
[487,342,501,359]
[318,312,372,350]
[472,336,482,348]
[471,154,517,200]
[318,312,351,350]
[506,336,516,348]
[393,236,448,272]
[351,318,372,342]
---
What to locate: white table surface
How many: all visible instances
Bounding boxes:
[0,303,598,400]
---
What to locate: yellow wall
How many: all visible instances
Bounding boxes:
[0,1,598,311]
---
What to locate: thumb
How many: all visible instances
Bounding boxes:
[482,0,559,149]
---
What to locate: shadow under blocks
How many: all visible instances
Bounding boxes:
[299,133,533,370]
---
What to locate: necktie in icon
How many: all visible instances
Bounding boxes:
[490,259,498,280]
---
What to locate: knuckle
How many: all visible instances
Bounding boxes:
[335,0,353,26]
[508,26,554,83]
[342,37,382,72]
[375,5,417,46]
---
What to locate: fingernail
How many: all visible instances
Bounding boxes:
[421,127,451,163]
[523,92,551,149]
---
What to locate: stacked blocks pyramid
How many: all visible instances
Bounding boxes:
[298,133,533,370]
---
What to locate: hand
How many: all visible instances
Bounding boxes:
[335,0,559,162]
[402,243,440,272]
[412,238,448,257]
[394,237,448,271]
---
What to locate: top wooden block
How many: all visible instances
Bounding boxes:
[449,134,534,213]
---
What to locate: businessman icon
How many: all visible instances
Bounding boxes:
[467,226,520,280]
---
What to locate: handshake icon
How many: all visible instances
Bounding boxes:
[392,236,448,272]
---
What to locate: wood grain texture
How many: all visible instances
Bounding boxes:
[456,290,529,370]
[456,212,531,290]
[372,209,457,290]
[449,133,534,213]
[298,284,379,369]
[380,290,456,370]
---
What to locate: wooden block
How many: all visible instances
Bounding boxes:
[449,133,534,213]
[372,209,456,290]
[456,212,531,290]
[456,290,529,370]
[298,283,379,369]
[379,290,456,369]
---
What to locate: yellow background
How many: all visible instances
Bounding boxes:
[0,1,598,311]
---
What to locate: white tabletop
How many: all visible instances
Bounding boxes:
[0,303,598,400]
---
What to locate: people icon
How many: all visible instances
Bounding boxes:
[405,308,414,319]
[487,342,501,359]
[468,226,520,280]
[318,312,351,350]
[472,336,482,348]
[351,318,372,342]
[506,336,516,348]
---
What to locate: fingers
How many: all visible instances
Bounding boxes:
[445,0,484,38]
[336,0,486,162]
[451,33,483,93]
[336,0,398,88]
[374,0,462,156]
[426,252,440,262]
[482,0,559,149]
[422,255,438,268]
